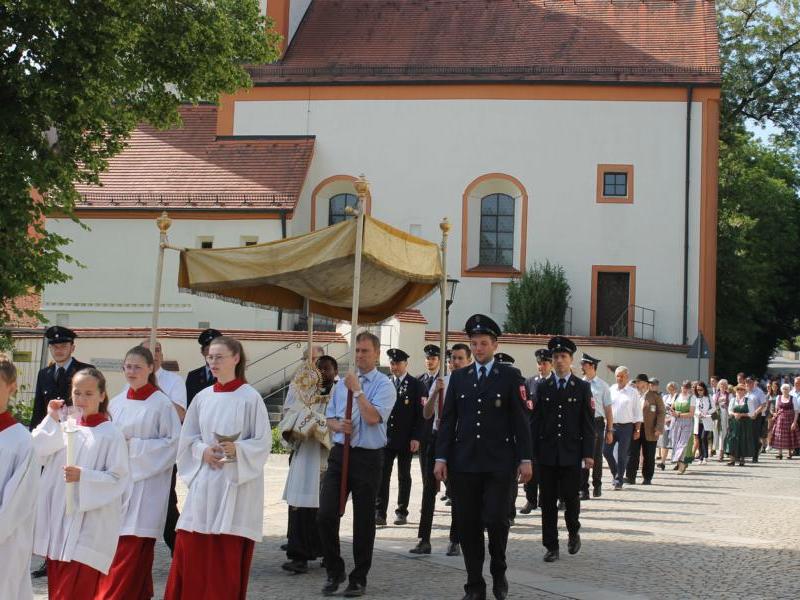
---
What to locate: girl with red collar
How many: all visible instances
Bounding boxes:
[98,346,181,599]
[32,367,129,600]
[165,336,270,600]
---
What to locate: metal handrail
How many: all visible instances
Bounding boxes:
[609,304,656,340]
[262,348,352,405]
[246,341,303,368]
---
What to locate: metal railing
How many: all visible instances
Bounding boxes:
[609,305,656,340]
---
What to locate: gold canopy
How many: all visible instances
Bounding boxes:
[177,216,443,323]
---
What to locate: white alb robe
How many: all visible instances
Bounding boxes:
[0,421,38,600]
[176,383,270,542]
[32,417,130,574]
[109,389,181,538]
[282,397,328,508]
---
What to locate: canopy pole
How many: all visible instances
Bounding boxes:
[439,218,450,378]
[306,300,314,367]
[340,174,369,516]
[149,212,172,351]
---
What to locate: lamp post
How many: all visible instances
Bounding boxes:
[444,278,459,374]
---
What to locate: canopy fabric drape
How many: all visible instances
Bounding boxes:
[178,216,442,323]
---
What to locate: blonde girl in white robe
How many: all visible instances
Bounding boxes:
[0,356,38,600]
[165,335,270,600]
[32,367,129,600]
[98,345,180,600]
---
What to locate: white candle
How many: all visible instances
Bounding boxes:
[64,415,78,515]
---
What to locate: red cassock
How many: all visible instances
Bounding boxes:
[47,559,102,600]
[95,536,156,599]
[164,531,255,600]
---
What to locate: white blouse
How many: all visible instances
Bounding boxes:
[0,422,38,600]
[176,383,270,542]
[109,389,181,538]
[32,417,129,574]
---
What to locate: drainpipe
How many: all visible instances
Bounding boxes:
[682,85,694,345]
[276,210,288,330]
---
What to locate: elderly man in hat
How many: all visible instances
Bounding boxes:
[185,328,223,407]
[376,348,425,527]
[625,376,665,485]
[434,315,531,600]
[30,326,94,431]
[530,336,594,563]
[579,353,614,499]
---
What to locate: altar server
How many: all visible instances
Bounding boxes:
[0,356,38,600]
[32,367,129,600]
[97,346,181,599]
[164,336,270,600]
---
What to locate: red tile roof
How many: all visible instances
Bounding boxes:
[75,106,315,211]
[394,309,428,325]
[249,0,720,85]
[425,331,689,353]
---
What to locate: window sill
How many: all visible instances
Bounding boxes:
[462,265,521,278]
[597,195,633,204]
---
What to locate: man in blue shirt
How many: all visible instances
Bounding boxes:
[317,331,396,597]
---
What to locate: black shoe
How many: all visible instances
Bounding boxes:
[657,462,666,471]
[281,559,308,574]
[445,498,452,506]
[543,548,560,562]
[492,575,509,600]
[409,540,432,554]
[613,483,622,490]
[460,592,487,600]
[440,494,449,501]
[557,500,565,511]
[641,479,652,485]
[322,572,346,595]
[519,501,535,514]
[625,477,635,485]
[446,542,461,556]
[375,515,387,527]
[279,543,289,551]
[592,487,601,498]
[568,534,581,555]
[673,464,680,471]
[343,582,367,597]
[393,515,407,526]
[752,457,759,463]
[31,564,47,579]
[579,490,590,500]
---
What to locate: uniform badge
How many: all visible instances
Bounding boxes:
[495,398,502,408]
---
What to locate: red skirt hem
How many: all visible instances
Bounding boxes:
[95,535,156,599]
[46,558,102,600]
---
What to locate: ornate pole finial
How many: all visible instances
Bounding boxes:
[156,211,172,233]
[354,174,370,200]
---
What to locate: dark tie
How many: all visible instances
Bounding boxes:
[478,365,487,383]
[395,377,401,391]
[55,366,66,392]
[558,378,566,391]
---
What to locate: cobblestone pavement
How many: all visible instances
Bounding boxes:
[33,450,800,599]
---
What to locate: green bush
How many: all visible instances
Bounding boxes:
[505,261,571,335]
[271,426,289,455]
[10,399,33,427]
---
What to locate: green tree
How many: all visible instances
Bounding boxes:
[0,0,280,330]
[716,1,800,375]
[504,261,571,335]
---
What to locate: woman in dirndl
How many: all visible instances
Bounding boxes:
[670,381,696,474]
[657,381,677,470]
[725,383,754,466]
[769,383,800,460]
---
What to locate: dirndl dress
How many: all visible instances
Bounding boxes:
[725,399,754,458]
[770,397,800,450]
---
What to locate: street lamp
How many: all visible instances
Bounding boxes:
[444,277,459,333]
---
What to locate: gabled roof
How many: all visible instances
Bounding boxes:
[75,105,315,212]
[249,0,720,86]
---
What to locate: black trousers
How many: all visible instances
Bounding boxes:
[580,417,604,493]
[163,466,179,554]
[417,436,458,543]
[317,445,383,585]
[376,446,412,518]
[538,465,581,551]
[450,470,513,594]
[752,416,765,460]
[523,459,539,506]
[287,506,321,561]
[625,437,657,482]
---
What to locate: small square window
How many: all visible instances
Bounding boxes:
[198,236,214,249]
[240,236,258,247]
[603,172,628,197]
